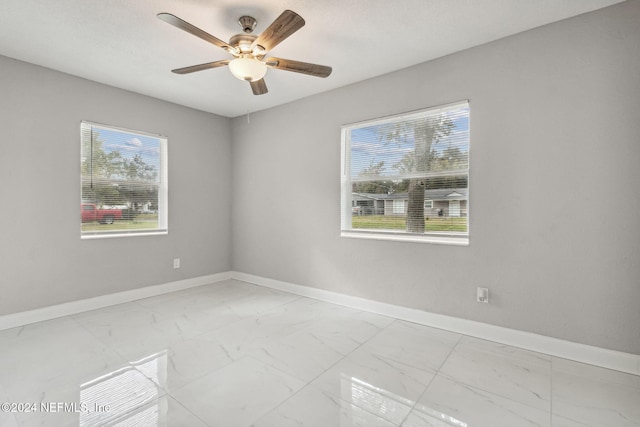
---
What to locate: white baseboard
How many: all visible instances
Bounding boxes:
[0,272,232,331]
[2,270,638,376]
[231,271,640,376]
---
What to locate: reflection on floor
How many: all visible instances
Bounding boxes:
[1,279,638,426]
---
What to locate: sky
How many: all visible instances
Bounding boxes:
[95,126,163,172]
[93,126,163,179]
[349,106,469,178]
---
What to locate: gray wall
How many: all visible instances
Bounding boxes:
[0,56,232,315]
[1,1,638,355]
[231,1,640,354]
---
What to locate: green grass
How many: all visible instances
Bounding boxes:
[352,215,467,232]
[81,214,158,232]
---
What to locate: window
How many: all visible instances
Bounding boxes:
[341,101,469,245]
[392,199,406,215]
[81,121,168,238]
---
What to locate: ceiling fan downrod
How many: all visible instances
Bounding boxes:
[238,16,257,34]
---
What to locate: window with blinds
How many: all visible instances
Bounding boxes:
[340,101,469,244]
[80,121,168,238]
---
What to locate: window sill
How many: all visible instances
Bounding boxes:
[81,229,168,240]
[341,230,469,246]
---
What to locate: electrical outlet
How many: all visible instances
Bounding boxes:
[173,258,180,269]
[477,287,489,303]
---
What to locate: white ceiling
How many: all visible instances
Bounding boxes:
[0,0,625,118]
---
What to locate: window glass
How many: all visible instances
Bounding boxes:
[81,122,168,238]
[341,101,469,244]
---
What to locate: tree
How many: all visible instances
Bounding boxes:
[81,132,126,207]
[352,160,398,195]
[116,154,158,210]
[82,134,158,211]
[377,116,454,232]
[428,146,468,189]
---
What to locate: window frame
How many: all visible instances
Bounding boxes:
[80,121,168,239]
[340,101,469,246]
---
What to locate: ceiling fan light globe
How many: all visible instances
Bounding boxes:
[229,58,267,82]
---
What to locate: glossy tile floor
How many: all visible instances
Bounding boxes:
[1,280,638,427]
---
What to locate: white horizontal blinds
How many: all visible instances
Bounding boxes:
[350,102,469,182]
[343,101,469,236]
[81,122,167,236]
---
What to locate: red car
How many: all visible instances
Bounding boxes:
[81,203,123,224]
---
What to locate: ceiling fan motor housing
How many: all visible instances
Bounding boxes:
[229,33,260,56]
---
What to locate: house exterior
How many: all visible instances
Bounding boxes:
[353,188,468,218]
[351,193,385,215]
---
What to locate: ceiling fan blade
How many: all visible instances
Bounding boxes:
[253,10,305,52]
[171,60,230,75]
[158,13,232,52]
[250,79,268,95]
[265,57,332,78]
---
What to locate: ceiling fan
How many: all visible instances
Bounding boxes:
[157,10,332,95]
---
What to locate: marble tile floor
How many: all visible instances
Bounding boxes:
[0,279,638,427]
